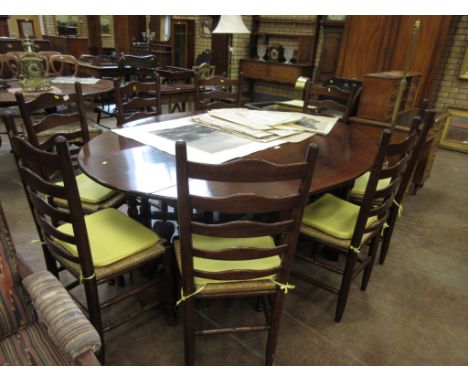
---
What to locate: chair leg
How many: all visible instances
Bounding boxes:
[379,212,398,265]
[335,253,357,323]
[361,236,379,291]
[183,298,196,365]
[162,247,177,325]
[83,278,104,344]
[42,245,59,277]
[265,291,285,366]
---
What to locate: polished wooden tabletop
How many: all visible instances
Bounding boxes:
[0,78,114,106]
[78,112,384,201]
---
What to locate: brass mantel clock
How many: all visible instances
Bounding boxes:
[19,39,51,91]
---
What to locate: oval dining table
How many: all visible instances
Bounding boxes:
[78,112,385,204]
[0,78,114,107]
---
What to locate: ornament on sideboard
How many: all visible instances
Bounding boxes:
[257,44,267,61]
[284,46,294,64]
[19,38,51,91]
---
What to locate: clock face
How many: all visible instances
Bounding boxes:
[27,62,42,77]
[271,49,279,60]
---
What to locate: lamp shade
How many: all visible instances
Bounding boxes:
[212,15,250,34]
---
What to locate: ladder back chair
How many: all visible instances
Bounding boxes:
[378,110,436,265]
[0,53,20,79]
[194,73,243,111]
[295,126,418,322]
[175,140,319,365]
[49,54,78,76]
[118,54,158,82]
[13,86,124,214]
[114,77,162,126]
[4,127,172,362]
[302,80,357,123]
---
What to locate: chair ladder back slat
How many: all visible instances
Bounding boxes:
[191,220,295,238]
[28,192,73,224]
[190,193,302,214]
[193,267,282,282]
[192,244,288,261]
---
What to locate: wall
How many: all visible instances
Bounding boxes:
[7,16,42,39]
[431,16,468,112]
[42,15,88,37]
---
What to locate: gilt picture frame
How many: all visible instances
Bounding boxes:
[439,107,468,154]
[17,19,35,39]
[459,45,468,80]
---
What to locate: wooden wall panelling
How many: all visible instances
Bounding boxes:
[113,16,146,54]
[316,20,345,83]
[386,16,452,107]
[336,16,393,80]
[0,16,9,37]
[86,16,102,55]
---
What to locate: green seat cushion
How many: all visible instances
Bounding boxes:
[302,193,377,240]
[56,208,160,267]
[190,234,280,285]
[351,171,391,196]
[56,173,115,204]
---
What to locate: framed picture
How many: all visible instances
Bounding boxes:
[439,107,468,154]
[459,45,468,80]
[17,19,35,39]
[100,15,113,36]
[200,17,212,38]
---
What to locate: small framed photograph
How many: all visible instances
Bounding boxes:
[17,19,35,39]
[200,17,212,38]
[439,107,468,154]
[459,45,468,80]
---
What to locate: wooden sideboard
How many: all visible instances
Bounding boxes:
[43,35,89,57]
[241,59,313,98]
[0,37,50,54]
[356,71,421,122]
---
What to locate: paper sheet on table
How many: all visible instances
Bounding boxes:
[112,116,284,164]
[282,114,340,135]
[51,77,100,85]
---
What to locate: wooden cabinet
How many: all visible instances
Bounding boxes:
[0,38,50,54]
[336,16,451,106]
[241,59,312,84]
[0,16,9,37]
[113,16,146,55]
[242,16,320,98]
[44,35,89,57]
[171,19,194,69]
[316,20,345,83]
[357,71,421,122]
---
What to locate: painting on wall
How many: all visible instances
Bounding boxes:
[200,17,212,38]
[440,107,468,154]
[17,19,35,38]
[100,16,113,36]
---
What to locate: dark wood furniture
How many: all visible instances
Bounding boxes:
[50,54,79,76]
[336,16,452,106]
[78,113,385,201]
[37,51,62,74]
[77,60,120,78]
[4,120,173,363]
[0,200,101,366]
[295,124,418,322]
[303,81,357,123]
[112,16,147,55]
[0,79,114,107]
[115,79,162,125]
[0,37,50,54]
[175,140,318,365]
[316,19,346,83]
[378,111,436,265]
[195,74,243,111]
[241,16,320,99]
[0,16,9,37]
[356,71,422,122]
[171,19,195,69]
[43,35,89,58]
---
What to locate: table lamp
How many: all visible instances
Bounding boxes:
[212,15,250,78]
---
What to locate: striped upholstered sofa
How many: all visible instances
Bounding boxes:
[0,201,101,365]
